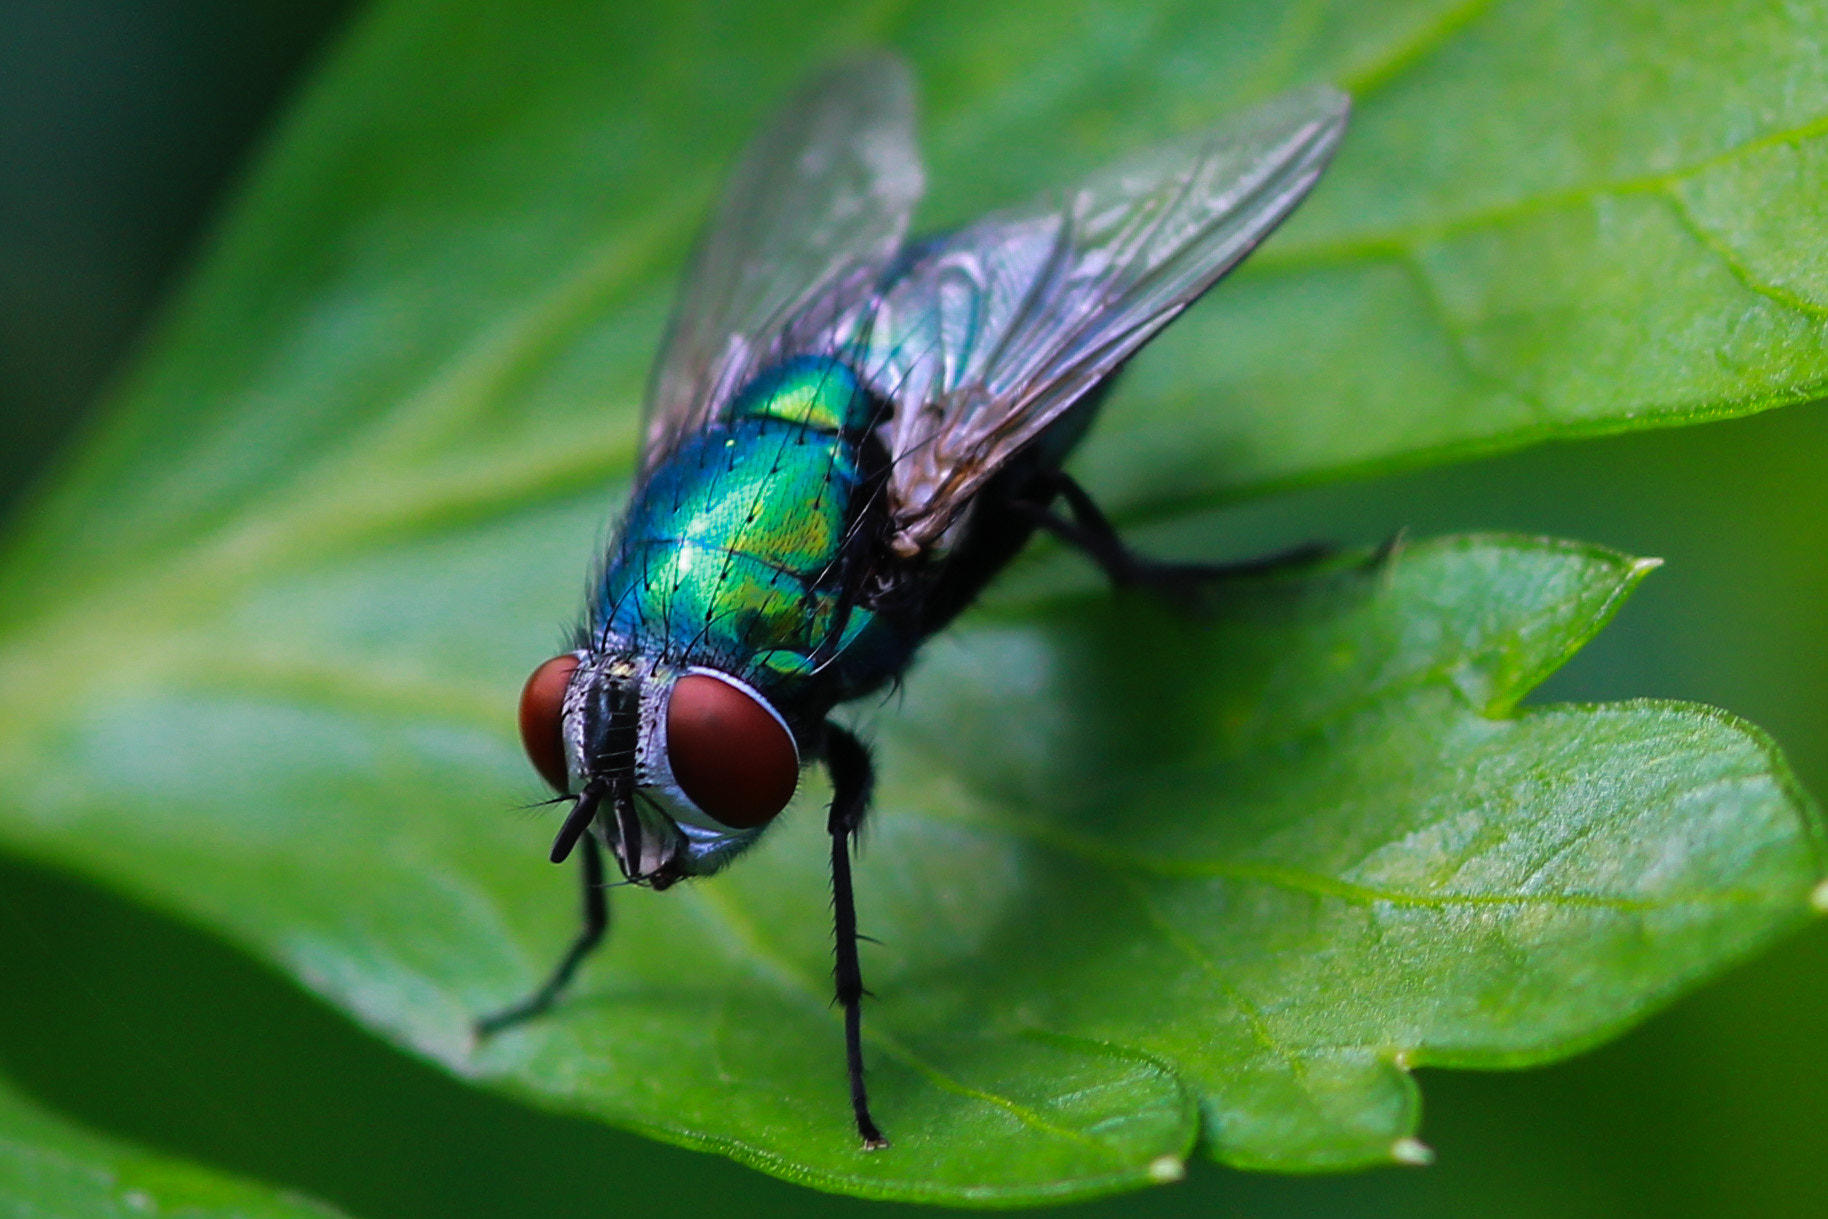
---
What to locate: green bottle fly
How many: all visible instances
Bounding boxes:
[486,54,1350,1150]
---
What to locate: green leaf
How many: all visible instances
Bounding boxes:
[901,538,1824,1176]
[0,0,1825,1206]
[0,1076,345,1219]
[0,526,1819,1201]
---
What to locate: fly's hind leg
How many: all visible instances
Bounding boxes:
[824,723,889,1149]
[1015,469,1337,598]
[474,829,609,1039]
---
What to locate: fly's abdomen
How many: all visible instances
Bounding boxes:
[597,358,904,691]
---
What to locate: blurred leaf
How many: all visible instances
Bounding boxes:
[0,1077,344,1219]
[0,0,1824,1206]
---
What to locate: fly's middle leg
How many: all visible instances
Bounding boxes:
[1014,469,1337,598]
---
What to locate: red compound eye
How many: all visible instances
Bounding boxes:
[666,672,798,829]
[519,654,579,792]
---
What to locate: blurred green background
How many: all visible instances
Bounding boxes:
[1,2,1823,1217]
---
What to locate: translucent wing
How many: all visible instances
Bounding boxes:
[861,86,1350,556]
[639,55,925,474]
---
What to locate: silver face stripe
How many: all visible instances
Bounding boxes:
[563,643,796,878]
[556,648,594,793]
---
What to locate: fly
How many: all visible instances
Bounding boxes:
[476,54,1349,1149]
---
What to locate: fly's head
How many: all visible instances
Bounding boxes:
[517,644,801,886]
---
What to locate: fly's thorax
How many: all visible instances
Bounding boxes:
[727,354,876,434]
[593,357,915,708]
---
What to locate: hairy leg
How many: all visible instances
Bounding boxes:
[824,723,888,1149]
[1015,469,1333,594]
[474,830,608,1038]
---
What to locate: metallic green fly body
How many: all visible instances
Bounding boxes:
[482,54,1349,1149]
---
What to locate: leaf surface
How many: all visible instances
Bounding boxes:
[0,1079,345,1219]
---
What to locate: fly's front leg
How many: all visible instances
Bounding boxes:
[824,723,888,1149]
[474,829,609,1039]
[1016,469,1332,595]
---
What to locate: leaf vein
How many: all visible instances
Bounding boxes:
[1116,874,1312,1084]
[1339,0,1501,101]
[1659,187,1828,322]
[920,807,1772,914]
[688,885,1111,1150]
[1257,111,1828,272]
